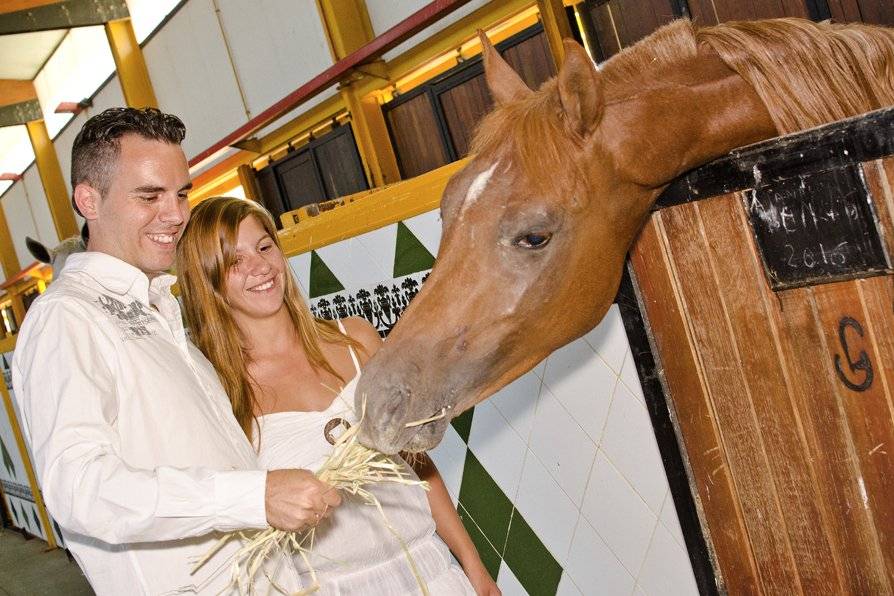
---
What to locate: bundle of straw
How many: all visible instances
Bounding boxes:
[187,416,430,595]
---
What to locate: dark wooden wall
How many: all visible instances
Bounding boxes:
[580,0,894,62]
[384,24,556,179]
[255,124,367,227]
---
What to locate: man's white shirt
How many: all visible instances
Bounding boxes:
[12,252,294,594]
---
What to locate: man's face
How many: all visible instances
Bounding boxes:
[88,134,191,276]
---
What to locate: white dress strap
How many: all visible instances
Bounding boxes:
[336,318,362,375]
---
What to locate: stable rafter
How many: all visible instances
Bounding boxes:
[0,0,128,35]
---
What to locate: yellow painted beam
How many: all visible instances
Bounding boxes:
[105,18,158,109]
[315,0,374,61]
[352,0,534,101]
[341,85,402,187]
[236,164,261,203]
[537,0,573,68]
[316,0,401,188]
[0,204,21,280]
[26,119,79,241]
[0,361,58,548]
[0,80,36,108]
[256,94,345,158]
[279,158,468,256]
[0,0,59,13]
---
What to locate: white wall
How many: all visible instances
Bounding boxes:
[126,0,184,43]
[1,181,40,268]
[20,166,58,248]
[215,0,332,118]
[0,126,34,197]
[366,0,491,63]
[142,0,248,160]
[34,27,116,138]
[88,75,126,116]
[52,112,86,197]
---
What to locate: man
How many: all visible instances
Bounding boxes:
[12,107,339,594]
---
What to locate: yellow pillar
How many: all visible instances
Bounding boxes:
[316,0,401,186]
[537,0,574,67]
[236,164,261,203]
[26,119,79,241]
[0,365,57,548]
[105,18,158,109]
[340,88,401,186]
[0,204,21,279]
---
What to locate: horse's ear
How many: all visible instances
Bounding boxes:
[558,39,603,138]
[25,237,51,264]
[479,30,531,105]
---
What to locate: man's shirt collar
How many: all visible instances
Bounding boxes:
[63,252,177,304]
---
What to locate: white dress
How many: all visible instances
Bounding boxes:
[255,330,475,595]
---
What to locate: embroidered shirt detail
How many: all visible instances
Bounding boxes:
[97,294,155,339]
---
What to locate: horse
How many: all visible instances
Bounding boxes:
[25,226,87,278]
[354,17,894,454]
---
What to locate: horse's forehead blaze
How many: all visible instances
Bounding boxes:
[457,161,499,219]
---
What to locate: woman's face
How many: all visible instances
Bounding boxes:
[224,215,286,322]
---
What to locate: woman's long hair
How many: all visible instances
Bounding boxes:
[177,196,360,440]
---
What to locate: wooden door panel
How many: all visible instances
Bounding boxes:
[630,217,760,594]
[634,197,894,592]
[697,195,842,593]
[660,201,803,593]
[813,281,894,583]
[773,284,891,594]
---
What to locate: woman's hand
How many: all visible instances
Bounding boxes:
[464,561,501,596]
[264,469,341,531]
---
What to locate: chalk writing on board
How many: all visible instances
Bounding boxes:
[834,316,873,392]
[744,164,889,290]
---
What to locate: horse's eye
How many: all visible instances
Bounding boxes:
[515,232,552,249]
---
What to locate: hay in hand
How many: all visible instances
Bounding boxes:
[187,410,430,595]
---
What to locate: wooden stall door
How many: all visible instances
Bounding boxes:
[629,156,894,594]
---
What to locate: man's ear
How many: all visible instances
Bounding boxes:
[73,183,100,220]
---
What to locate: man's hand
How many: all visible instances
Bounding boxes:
[265,469,341,531]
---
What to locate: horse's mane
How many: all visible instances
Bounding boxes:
[699,19,894,133]
[471,18,894,185]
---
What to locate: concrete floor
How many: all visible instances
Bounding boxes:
[0,528,92,595]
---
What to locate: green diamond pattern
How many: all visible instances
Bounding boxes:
[30,505,42,535]
[308,250,345,298]
[0,436,15,476]
[453,427,564,595]
[393,222,435,278]
[458,503,501,580]
[451,408,474,443]
[504,510,563,595]
[458,451,513,553]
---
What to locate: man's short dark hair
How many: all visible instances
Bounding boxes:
[71,107,186,200]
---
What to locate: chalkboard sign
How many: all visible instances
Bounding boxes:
[744,164,890,290]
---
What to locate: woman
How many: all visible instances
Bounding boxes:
[177,197,499,595]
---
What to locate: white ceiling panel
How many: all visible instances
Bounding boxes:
[0,29,66,80]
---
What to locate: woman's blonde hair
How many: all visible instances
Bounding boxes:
[177,196,359,440]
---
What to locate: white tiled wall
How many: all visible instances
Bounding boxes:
[481,311,698,595]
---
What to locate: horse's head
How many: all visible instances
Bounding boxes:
[357,36,663,454]
[27,233,87,278]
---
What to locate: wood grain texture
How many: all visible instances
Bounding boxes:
[774,283,891,594]
[386,93,449,178]
[699,195,842,593]
[863,159,894,267]
[661,200,802,593]
[630,215,760,594]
